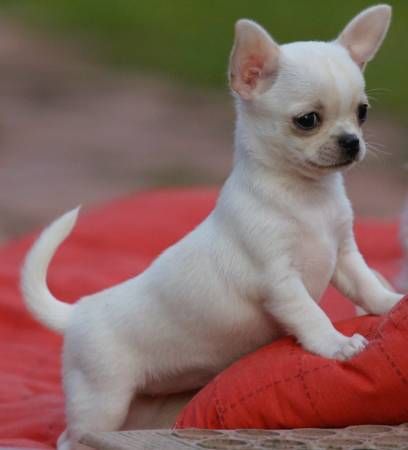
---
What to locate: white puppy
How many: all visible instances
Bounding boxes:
[21,5,404,449]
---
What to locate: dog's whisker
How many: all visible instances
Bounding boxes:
[367,94,378,104]
[366,87,391,94]
[363,131,383,140]
[366,142,391,156]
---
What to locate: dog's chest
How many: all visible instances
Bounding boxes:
[295,222,338,300]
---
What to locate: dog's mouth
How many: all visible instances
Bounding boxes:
[306,159,355,170]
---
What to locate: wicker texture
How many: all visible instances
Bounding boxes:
[81,424,408,450]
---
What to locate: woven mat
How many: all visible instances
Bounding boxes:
[81,424,408,450]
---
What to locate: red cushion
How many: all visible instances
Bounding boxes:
[175,296,408,429]
[0,188,403,448]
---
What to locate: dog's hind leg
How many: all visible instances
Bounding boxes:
[63,360,143,450]
[57,429,71,450]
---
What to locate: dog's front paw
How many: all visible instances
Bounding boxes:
[303,331,368,361]
[332,333,368,361]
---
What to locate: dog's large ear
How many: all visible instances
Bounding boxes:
[336,5,391,69]
[229,19,280,100]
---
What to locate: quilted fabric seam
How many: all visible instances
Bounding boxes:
[376,341,408,417]
[214,378,226,428]
[224,363,333,412]
[297,353,328,426]
[389,310,408,330]
[377,341,408,387]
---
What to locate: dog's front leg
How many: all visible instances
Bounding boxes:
[263,275,367,360]
[332,237,404,315]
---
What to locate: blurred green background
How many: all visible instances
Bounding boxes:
[1,0,407,116]
[0,0,405,243]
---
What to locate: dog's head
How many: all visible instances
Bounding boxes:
[229,5,391,177]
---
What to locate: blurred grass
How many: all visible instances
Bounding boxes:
[0,0,407,116]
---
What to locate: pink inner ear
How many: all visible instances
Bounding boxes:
[347,46,365,69]
[242,54,264,88]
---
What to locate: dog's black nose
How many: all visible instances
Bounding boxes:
[338,133,360,159]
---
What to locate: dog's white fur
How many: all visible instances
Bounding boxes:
[397,198,408,291]
[21,5,404,450]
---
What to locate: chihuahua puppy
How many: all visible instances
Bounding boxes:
[21,5,404,449]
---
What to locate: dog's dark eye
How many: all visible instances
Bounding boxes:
[293,112,321,131]
[357,103,368,125]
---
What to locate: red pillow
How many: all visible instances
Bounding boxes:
[0,188,403,448]
[175,296,408,429]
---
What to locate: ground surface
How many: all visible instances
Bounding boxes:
[0,21,406,245]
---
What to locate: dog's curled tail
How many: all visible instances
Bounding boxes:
[21,207,80,334]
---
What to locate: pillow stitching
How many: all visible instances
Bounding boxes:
[388,310,408,330]
[376,341,408,417]
[225,363,332,412]
[214,378,227,428]
[297,353,328,426]
[226,346,295,410]
[376,341,408,387]
[367,322,378,337]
